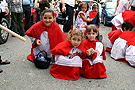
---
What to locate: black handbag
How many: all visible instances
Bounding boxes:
[56,12,70,25]
[34,50,51,69]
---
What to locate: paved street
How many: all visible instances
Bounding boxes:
[0,24,135,90]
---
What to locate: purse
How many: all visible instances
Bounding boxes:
[56,12,70,25]
[34,50,51,69]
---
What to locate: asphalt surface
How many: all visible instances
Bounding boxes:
[0,24,135,90]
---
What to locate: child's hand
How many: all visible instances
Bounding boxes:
[86,48,95,56]
[36,39,42,46]
[88,19,93,22]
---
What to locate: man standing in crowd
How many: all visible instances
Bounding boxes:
[61,0,75,39]
[9,0,25,36]
[23,0,33,31]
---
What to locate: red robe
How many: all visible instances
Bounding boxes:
[106,29,123,51]
[108,29,122,44]
[89,10,97,19]
[122,10,135,28]
[113,31,135,63]
[126,37,135,46]
[80,39,107,79]
[112,10,135,31]
[26,20,66,62]
[50,40,86,80]
[89,10,100,28]
[119,31,135,42]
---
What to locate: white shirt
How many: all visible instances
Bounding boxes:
[0,0,8,12]
[65,0,75,7]
[115,0,129,15]
[131,0,135,7]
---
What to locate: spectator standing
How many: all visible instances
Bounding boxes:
[33,0,40,22]
[0,0,8,22]
[23,0,33,31]
[61,0,75,39]
[34,0,50,21]
[0,0,10,73]
[9,0,25,36]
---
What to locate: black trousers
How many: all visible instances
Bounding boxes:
[63,4,74,32]
[0,12,5,24]
[131,6,135,11]
[23,5,31,31]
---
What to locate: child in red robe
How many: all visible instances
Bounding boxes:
[111,31,135,63]
[106,21,133,53]
[111,10,135,31]
[88,3,100,28]
[26,9,66,63]
[126,37,135,67]
[50,29,86,81]
[80,24,107,79]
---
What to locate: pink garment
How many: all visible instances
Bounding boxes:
[75,11,87,32]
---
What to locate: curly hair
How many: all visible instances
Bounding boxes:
[68,29,85,41]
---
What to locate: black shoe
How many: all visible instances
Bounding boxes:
[0,60,10,65]
[12,35,15,37]
[0,56,10,65]
[0,69,3,73]
[20,34,25,36]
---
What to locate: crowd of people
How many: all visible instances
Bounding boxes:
[0,0,135,81]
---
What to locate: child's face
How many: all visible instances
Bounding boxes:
[86,29,98,41]
[93,6,98,12]
[69,35,82,48]
[42,12,54,27]
[81,4,87,12]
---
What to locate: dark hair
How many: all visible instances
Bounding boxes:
[92,3,98,10]
[122,21,133,31]
[41,9,54,17]
[78,2,89,12]
[39,0,50,12]
[48,0,52,3]
[86,24,100,40]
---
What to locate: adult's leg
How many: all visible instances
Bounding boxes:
[17,13,25,36]
[0,12,2,24]
[36,10,40,22]
[131,6,135,11]
[23,5,31,31]
[63,4,74,33]
[11,12,19,34]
